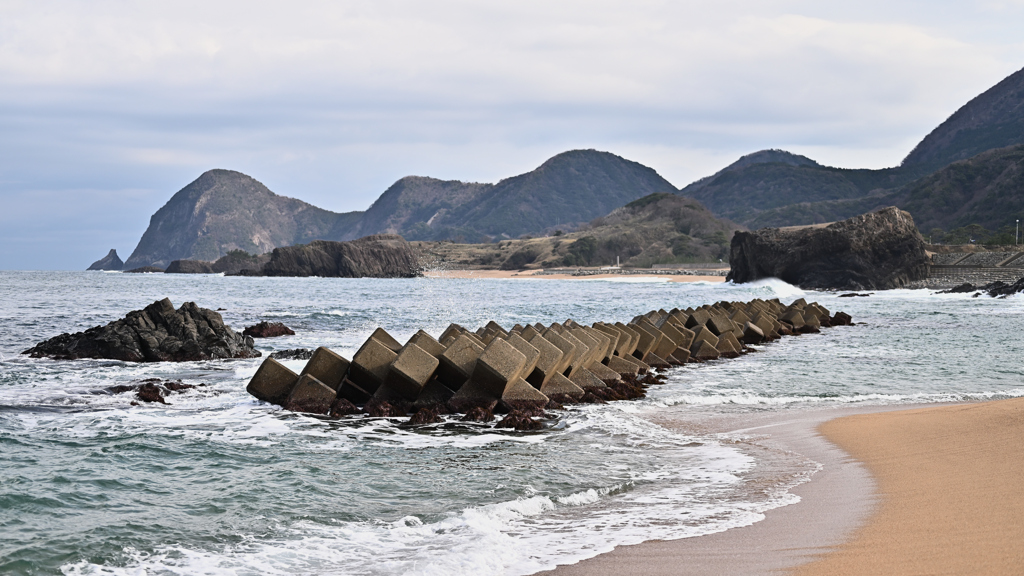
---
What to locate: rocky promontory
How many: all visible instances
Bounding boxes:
[165,260,215,274]
[87,249,124,271]
[727,207,929,290]
[238,235,420,278]
[23,298,260,362]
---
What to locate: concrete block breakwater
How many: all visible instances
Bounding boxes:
[246,298,852,429]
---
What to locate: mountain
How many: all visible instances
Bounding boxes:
[679,66,1024,232]
[123,151,680,268]
[420,192,741,270]
[902,67,1024,172]
[895,144,1024,233]
[123,170,360,269]
[347,150,679,241]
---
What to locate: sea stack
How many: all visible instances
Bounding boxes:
[87,249,124,271]
[727,207,929,290]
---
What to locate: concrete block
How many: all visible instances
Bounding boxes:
[379,343,439,401]
[742,321,765,345]
[525,332,564,388]
[614,323,641,355]
[407,330,445,358]
[685,309,712,329]
[607,355,639,377]
[582,327,615,361]
[505,333,540,377]
[540,372,585,400]
[706,315,736,337]
[283,374,337,414]
[670,347,691,363]
[448,379,500,412]
[642,351,671,369]
[558,330,590,376]
[569,328,602,366]
[569,368,607,390]
[628,322,658,359]
[592,323,623,356]
[412,379,455,411]
[716,331,742,359]
[299,347,350,391]
[781,309,806,330]
[337,377,372,404]
[692,340,721,361]
[246,357,300,405]
[619,353,651,374]
[440,323,466,344]
[520,325,541,341]
[485,321,509,337]
[652,331,679,361]
[588,361,622,383]
[542,328,577,375]
[436,335,484,391]
[370,327,402,352]
[689,326,719,354]
[471,337,528,397]
[500,377,549,411]
[349,338,398,394]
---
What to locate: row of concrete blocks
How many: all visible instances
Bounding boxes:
[245,297,850,421]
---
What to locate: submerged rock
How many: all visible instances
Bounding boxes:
[87,249,124,271]
[244,321,295,338]
[23,298,259,362]
[727,207,929,290]
[495,410,543,431]
[270,348,314,360]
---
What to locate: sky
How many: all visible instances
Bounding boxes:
[2,1,1024,269]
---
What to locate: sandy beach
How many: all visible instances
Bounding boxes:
[797,398,1024,575]
[423,269,728,283]
[545,398,1024,575]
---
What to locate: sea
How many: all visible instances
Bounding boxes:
[1,270,1022,576]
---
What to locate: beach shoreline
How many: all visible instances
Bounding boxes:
[540,402,967,576]
[423,269,728,283]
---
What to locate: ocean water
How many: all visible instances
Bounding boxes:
[1,271,1023,575]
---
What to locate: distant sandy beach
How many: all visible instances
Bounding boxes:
[544,397,1024,575]
[423,269,727,283]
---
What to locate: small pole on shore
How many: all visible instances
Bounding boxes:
[1016,220,1019,246]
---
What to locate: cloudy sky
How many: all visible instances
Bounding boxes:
[2,1,1023,269]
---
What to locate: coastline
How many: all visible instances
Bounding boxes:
[539,403,953,576]
[423,269,728,283]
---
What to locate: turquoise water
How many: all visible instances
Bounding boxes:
[0,271,1022,575]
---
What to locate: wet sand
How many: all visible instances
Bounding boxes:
[422,269,727,283]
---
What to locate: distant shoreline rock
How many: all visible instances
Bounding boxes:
[23,298,260,362]
[232,235,421,278]
[87,249,124,271]
[125,266,166,273]
[727,207,929,290]
[165,260,215,274]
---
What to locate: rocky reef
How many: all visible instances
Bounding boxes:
[87,249,124,271]
[244,322,295,338]
[246,297,850,430]
[23,298,260,362]
[727,207,929,290]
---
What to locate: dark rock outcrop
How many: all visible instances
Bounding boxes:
[244,322,295,338]
[165,260,216,274]
[87,249,124,271]
[23,298,259,362]
[270,348,313,360]
[211,250,272,275]
[125,266,166,273]
[243,235,420,278]
[727,207,929,290]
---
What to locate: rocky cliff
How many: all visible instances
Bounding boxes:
[727,207,928,290]
[248,234,420,278]
[87,249,124,271]
[23,298,259,362]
